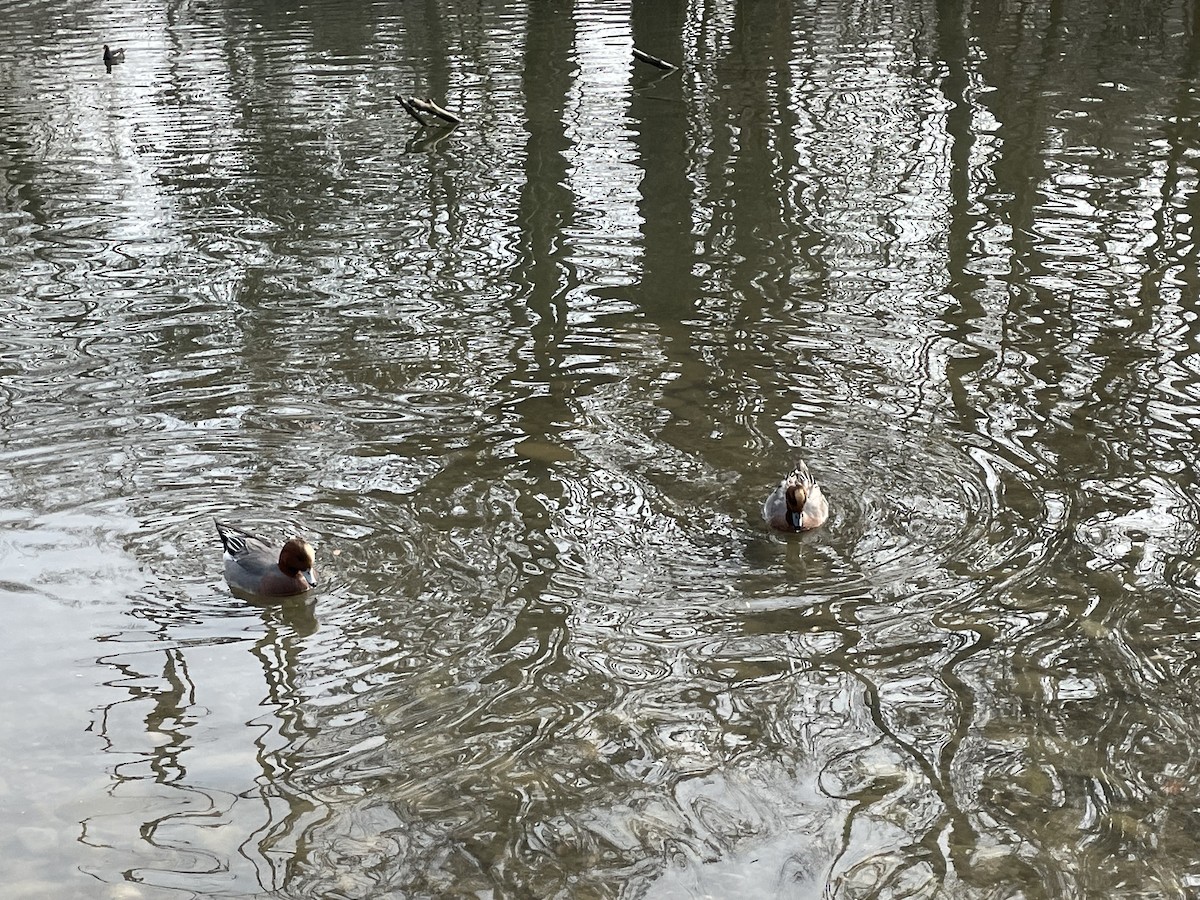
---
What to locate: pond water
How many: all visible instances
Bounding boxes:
[3,0,1200,897]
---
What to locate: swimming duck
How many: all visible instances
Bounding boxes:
[215,519,317,597]
[763,461,829,532]
[103,45,125,70]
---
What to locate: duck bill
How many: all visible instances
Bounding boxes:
[303,570,318,587]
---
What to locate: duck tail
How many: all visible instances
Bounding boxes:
[214,519,234,552]
[214,519,252,554]
[791,460,815,485]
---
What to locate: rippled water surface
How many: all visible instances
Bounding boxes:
[5,0,1200,897]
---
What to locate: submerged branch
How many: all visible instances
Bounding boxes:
[633,48,677,71]
[397,96,428,126]
[397,95,462,127]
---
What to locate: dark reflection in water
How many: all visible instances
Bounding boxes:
[4,0,1200,897]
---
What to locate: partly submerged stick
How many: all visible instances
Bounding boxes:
[633,48,676,71]
[397,95,462,127]
[397,95,428,126]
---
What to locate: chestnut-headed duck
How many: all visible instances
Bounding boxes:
[215,519,317,598]
[763,461,829,532]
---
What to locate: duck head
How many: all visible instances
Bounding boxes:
[783,467,828,531]
[279,537,318,587]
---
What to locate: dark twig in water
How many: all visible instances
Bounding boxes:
[103,44,125,73]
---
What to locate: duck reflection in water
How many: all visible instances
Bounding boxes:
[103,44,125,73]
[763,461,829,533]
[215,519,318,599]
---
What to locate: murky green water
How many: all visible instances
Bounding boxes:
[4,0,1200,897]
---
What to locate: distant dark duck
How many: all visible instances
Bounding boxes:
[103,45,125,69]
[215,519,318,597]
[763,461,829,532]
